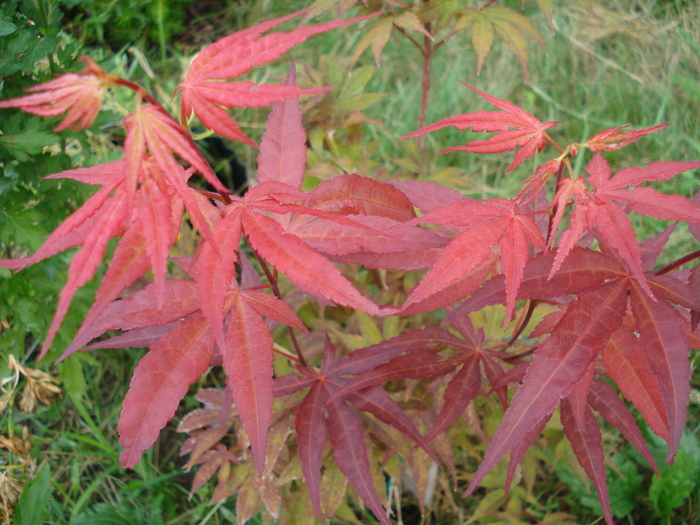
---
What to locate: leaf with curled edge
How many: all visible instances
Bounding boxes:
[119,312,216,468]
[464,278,628,497]
[178,9,376,145]
[404,85,556,172]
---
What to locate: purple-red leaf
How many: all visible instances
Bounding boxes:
[464,279,628,496]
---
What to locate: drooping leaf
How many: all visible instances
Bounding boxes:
[630,280,691,461]
[223,292,276,475]
[119,312,215,468]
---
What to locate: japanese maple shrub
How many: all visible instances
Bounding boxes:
[2,5,700,525]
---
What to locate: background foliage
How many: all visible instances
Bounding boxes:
[1,0,699,523]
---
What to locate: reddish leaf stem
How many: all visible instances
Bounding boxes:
[254,250,308,368]
[506,299,539,348]
[501,345,538,363]
[653,249,700,276]
[394,26,422,51]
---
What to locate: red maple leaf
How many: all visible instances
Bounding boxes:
[274,334,442,525]
[457,240,694,523]
[402,197,545,325]
[0,56,112,131]
[548,153,700,295]
[404,84,557,172]
[177,9,376,145]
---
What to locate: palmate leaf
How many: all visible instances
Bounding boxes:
[404,85,556,172]
[464,278,628,496]
[0,104,217,357]
[453,6,545,75]
[275,335,440,525]
[64,275,304,471]
[403,198,545,323]
[548,153,700,295]
[178,9,376,145]
[0,56,111,132]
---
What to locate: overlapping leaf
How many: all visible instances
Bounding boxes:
[64,275,305,472]
[274,333,443,524]
[402,197,545,324]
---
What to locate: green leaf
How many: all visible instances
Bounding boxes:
[15,462,52,525]
[649,433,700,516]
[0,16,17,36]
[0,114,58,161]
[607,454,642,518]
[59,354,87,399]
[339,66,375,100]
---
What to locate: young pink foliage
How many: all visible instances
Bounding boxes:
[581,123,670,151]
[0,56,110,131]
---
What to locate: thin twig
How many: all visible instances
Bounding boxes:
[254,251,308,367]
[506,300,539,348]
[654,249,700,276]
